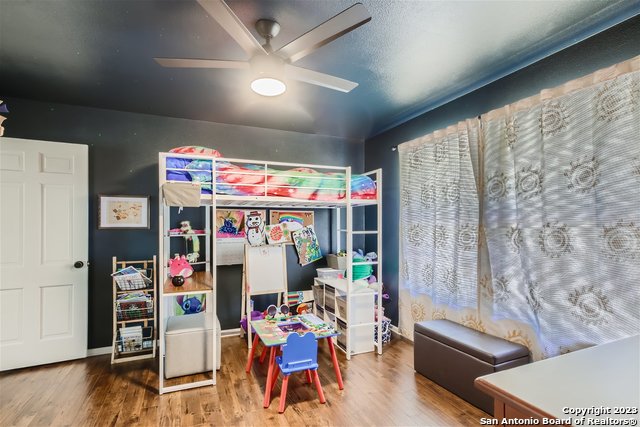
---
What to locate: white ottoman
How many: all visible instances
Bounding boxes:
[164,311,221,379]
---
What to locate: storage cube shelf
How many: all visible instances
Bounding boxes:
[313,276,378,356]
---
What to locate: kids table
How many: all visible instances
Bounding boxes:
[245,314,344,408]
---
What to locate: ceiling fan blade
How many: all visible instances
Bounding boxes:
[285,64,358,93]
[154,58,250,69]
[277,3,371,63]
[196,0,266,57]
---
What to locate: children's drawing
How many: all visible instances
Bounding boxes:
[265,223,289,244]
[216,210,246,239]
[245,210,266,246]
[174,294,206,315]
[269,211,314,243]
[291,225,322,266]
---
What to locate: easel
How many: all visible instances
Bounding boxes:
[240,244,288,348]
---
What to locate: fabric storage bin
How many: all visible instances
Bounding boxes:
[324,286,336,313]
[165,311,221,379]
[324,311,336,328]
[314,303,325,319]
[374,316,392,344]
[336,319,347,349]
[312,284,324,306]
[327,254,347,271]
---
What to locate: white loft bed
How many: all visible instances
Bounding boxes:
[158,152,383,393]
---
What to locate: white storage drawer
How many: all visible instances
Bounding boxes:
[335,293,374,325]
[336,319,374,355]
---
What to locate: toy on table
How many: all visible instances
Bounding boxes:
[171,275,185,287]
[296,303,310,315]
[169,254,193,278]
[265,303,290,320]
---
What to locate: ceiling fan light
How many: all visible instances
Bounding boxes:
[251,77,286,97]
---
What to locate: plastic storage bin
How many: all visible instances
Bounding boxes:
[316,268,343,279]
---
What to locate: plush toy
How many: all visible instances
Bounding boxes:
[169,254,193,278]
[176,295,203,314]
[245,211,265,246]
[180,220,200,263]
[296,303,310,315]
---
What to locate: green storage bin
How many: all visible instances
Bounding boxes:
[352,256,372,280]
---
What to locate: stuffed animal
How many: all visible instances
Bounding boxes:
[180,220,200,262]
[245,211,265,246]
[176,295,203,314]
[169,254,193,278]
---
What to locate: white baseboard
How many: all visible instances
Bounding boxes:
[221,328,240,338]
[87,346,112,357]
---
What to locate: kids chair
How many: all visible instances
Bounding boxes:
[272,332,326,413]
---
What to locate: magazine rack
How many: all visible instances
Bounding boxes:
[111,256,157,364]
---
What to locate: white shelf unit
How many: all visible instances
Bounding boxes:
[159,152,383,368]
[158,153,216,394]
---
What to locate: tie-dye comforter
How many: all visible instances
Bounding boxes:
[166,157,376,201]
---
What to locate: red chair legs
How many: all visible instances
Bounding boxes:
[278,376,290,413]
[313,370,326,404]
[305,370,312,384]
[276,370,325,413]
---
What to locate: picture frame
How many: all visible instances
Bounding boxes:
[269,210,314,244]
[98,195,150,229]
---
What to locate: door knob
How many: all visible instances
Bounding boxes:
[74,261,84,269]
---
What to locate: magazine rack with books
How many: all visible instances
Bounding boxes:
[111,256,157,364]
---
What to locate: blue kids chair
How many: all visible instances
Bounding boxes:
[271,332,326,413]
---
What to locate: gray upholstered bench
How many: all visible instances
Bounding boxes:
[414,319,530,414]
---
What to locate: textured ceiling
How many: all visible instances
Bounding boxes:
[1,0,638,139]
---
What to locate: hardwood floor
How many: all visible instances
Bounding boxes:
[0,336,487,426]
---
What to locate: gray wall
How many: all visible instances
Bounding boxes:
[364,15,640,326]
[2,97,363,348]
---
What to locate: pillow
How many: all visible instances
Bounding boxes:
[169,146,223,157]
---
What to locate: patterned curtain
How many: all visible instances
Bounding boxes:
[398,56,640,360]
[398,119,481,339]
[481,59,640,358]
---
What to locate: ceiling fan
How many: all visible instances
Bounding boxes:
[155,0,371,96]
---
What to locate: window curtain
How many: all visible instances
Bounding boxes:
[398,56,640,360]
[398,119,482,339]
[481,57,640,358]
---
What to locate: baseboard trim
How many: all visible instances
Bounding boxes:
[221,328,240,338]
[87,346,112,357]
[390,325,413,343]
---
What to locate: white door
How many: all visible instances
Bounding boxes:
[0,138,88,371]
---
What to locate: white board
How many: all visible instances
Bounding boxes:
[244,244,287,295]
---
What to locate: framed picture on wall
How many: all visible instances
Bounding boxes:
[98,195,150,229]
[269,210,314,244]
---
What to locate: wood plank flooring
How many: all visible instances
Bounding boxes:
[0,336,487,426]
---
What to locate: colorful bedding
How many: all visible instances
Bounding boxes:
[165,157,376,201]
